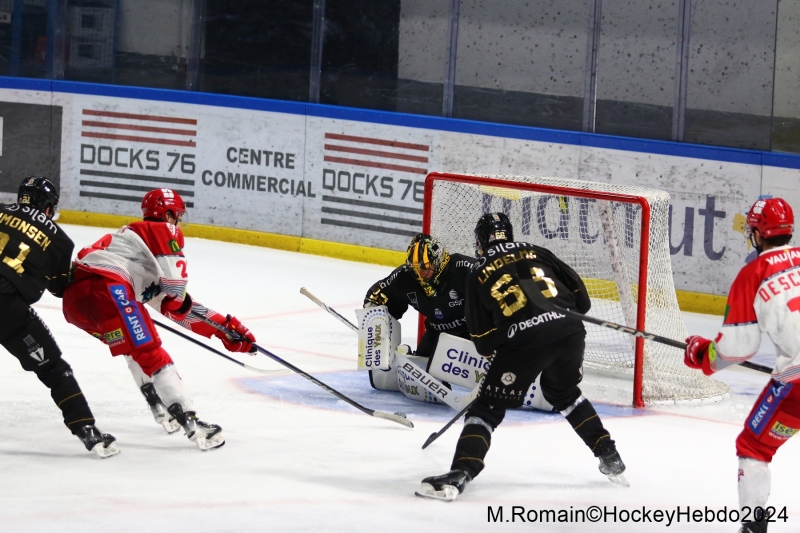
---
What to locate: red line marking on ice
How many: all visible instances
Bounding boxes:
[324,132,429,151]
[323,155,427,175]
[83,109,197,124]
[82,120,196,136]
[82,131,196,147]
[324,144,429,163]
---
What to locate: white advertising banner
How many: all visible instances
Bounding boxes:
[0,85,794,296]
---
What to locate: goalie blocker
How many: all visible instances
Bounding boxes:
[357,306,553,411]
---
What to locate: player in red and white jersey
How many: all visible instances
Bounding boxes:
[63,188,256,451]
[684,197,798,533]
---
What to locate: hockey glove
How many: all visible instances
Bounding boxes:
[161,294,193,321]
[684,335,713,374]
[215,314,256,353]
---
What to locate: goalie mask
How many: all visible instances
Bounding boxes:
[406,234,450,297]
[474,212,513,257]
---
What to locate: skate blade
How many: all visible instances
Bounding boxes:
[160,418,181,434]
[194,433,225,451]
[414,483,459,501]
[91,441,120,458]
[605,472,629,487]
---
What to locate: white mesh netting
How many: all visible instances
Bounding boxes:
[427,174,729,405]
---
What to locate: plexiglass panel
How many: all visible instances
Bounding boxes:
[453,0,592,130]
[772,0,800,154]
[683,0,777,150]
[594,0,678,140]
[200,0,314,101]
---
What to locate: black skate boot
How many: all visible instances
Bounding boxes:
[598,448,628,486]
[75,424,120,458]
[739,507,769,533]
[415,470,472,501]
[140,383,180,434]
[167,403,224,451]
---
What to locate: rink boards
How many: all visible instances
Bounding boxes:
[0,77,797,305]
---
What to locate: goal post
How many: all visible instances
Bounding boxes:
[422,172,729,407]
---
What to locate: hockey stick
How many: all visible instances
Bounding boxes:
[300,287,359,332]
[422,397,478,449]
[513,263,773,375]
[187,311,414,428]
[153,318,286,376]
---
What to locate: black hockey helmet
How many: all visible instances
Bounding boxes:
[406,233,450,296]
[474,212,513,257]
[18,176,60,218]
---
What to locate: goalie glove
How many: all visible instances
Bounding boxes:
[214,314,256,353]
[684,335,714,375]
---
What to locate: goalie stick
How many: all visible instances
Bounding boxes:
[153,318,287,376]
[187,311,413,428]
[300,287,359,332]
[513,263,773,375]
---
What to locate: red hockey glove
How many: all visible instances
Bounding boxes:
[684,335,712,372]
[161,294,193,321]
[215,315,256,353]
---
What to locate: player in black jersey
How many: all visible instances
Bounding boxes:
[416,213,626,501]
[0,177,118,457]
[364,233,476,359]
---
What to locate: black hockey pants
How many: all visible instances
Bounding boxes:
[450,333,615,478]
[0,293,95,434]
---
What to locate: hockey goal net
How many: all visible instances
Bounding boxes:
[423,172,729,407]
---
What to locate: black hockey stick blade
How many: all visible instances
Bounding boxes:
[299,287,359,332]
[514,263,773,375]
[153,318,285,376]
[188,311,413,428]
[422,398,477,450]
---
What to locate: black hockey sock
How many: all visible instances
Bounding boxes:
[450,418,493,479]
[563,398,614,457]
[37,360,95,434]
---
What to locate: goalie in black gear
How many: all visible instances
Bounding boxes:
[0,177,118,457]
[364,233,476,360]
[416,213,626,501]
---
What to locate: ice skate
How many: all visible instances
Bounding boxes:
[738,521,768,533]
[140,383,180,434]
[75,424,120,458]
[167,403,225,451]
[598,449,629,486]
[415,470,471,501]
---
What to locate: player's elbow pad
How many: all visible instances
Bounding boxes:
[162,294,193,321]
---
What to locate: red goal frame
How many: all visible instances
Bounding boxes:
[420,172,653,408]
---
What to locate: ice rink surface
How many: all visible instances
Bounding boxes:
[1,224,797,533]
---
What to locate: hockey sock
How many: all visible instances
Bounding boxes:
[37,359,95,434]
[450,416,493,479]
[153,363,196,413]
[738,458,771,515]
[561,396,613,456]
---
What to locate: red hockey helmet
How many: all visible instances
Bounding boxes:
[747,198,794,239]
[141,188,186,222]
